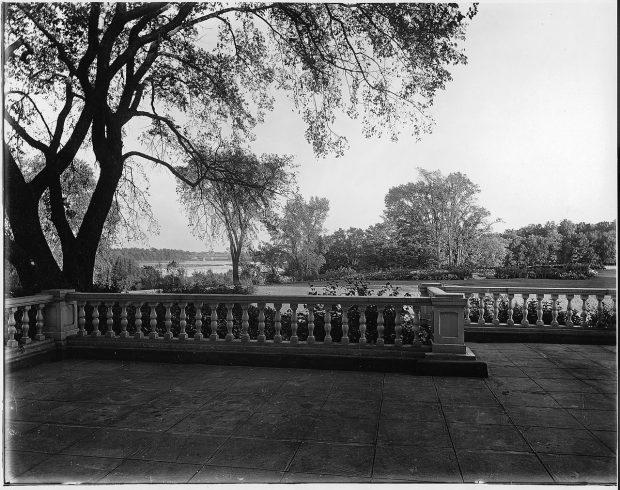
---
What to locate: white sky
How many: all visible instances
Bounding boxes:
[129,1,617,252]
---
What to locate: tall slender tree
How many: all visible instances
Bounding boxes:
[179,148,295,285]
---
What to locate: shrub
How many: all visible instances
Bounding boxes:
[494,264,598,280]
[466,296,614,329]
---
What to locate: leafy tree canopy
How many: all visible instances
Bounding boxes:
[4,2,477,291]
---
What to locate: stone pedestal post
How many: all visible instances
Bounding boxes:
[421,283,467,355]
[40,289,78,342]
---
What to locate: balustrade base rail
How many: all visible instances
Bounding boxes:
[65,336,488,377]
[4,338,58,371]
[464,325,616,345]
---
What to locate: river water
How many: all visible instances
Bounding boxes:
[138,260,233,276]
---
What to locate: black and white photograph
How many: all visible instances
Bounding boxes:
[2,0,617,485]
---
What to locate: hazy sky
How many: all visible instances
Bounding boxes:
[130,1,617,252]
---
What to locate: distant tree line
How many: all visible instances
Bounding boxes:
[250,170,615,283]
[110,248,230,263]
[501,220,616,267]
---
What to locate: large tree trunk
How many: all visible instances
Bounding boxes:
[4,148,65,293]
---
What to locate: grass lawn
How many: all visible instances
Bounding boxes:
[255,269,616,296]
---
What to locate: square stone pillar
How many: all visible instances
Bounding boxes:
[430,295,467,354]
[41,289,78,342]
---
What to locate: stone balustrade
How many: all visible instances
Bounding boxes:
[4,293,55,347]
[440,286,616,329]
[66,292,448,348]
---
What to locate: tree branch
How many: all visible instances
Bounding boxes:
[4,111,49,153]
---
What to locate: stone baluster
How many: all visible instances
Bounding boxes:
[565,294,574,327]
[463,292,472,326]
[164,302,173,340]
[120,303,129,338]
[194,303,204,340]
[257,303,266,342]
[77,303,87,337]
[580,294,589,327]
[412,306,421,347]
[477,293,486,325]
[91,302,101,337]
[241,304,249,342]
[307,306,315,344]
[596,294,604,320]
[507,293,515,326]
[273,303,282,343]
[536,294,544,326]
[550,294,559,327]
[210,303,218,341]
[35,304,46,341]
[521,294,530,327]
[178,302,188,340]
[323,304,332,344]
[376,305,385,346]
[7,307,18,347]
[105,303,116,338]
[359,305,367,344]
[341,305,350,345]
[492,293,500,326]
[149,302,160,339]
[394,307,402,347]
[134,303,144,339]
[290,303,299,344]
[225,303,234,341]
[20,306,31,344]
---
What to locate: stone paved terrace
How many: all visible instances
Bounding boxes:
[4,342,617,484]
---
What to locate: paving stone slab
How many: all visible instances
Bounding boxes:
[132,432,228,464]
[519,426,615,457]
[305,415,378,444]
[550,392,616,411]
[191,465,284,483]
[207,436,299,471]
[7,423,95,454]
[486,365,528,377]
[591,430,618,453]
[533,378,599,393]
[437,388,501,407]
[60,428,154,459]
[97,459,202,483]
[288,440,375,477]
[321,397,382,416]
[167,409,254,435]
[448,423,531,452]
[3,450,52,482]
[111,403,194,431]
[503,406,583,429]
[378,420,452,447]
[235,411,319,441]
[518,367,577,379]
[494,390,561,408]
[456,449,553,483]
[380,401,444,423]
[567,409,617,431]
[260,394,327,414]
[283,472,371,483]
[486,376,545,393]
[538,453,617,484]
[442,405,512,426]
[6,399,79,424]
[372,445,462,482]
[14,454,123,484]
